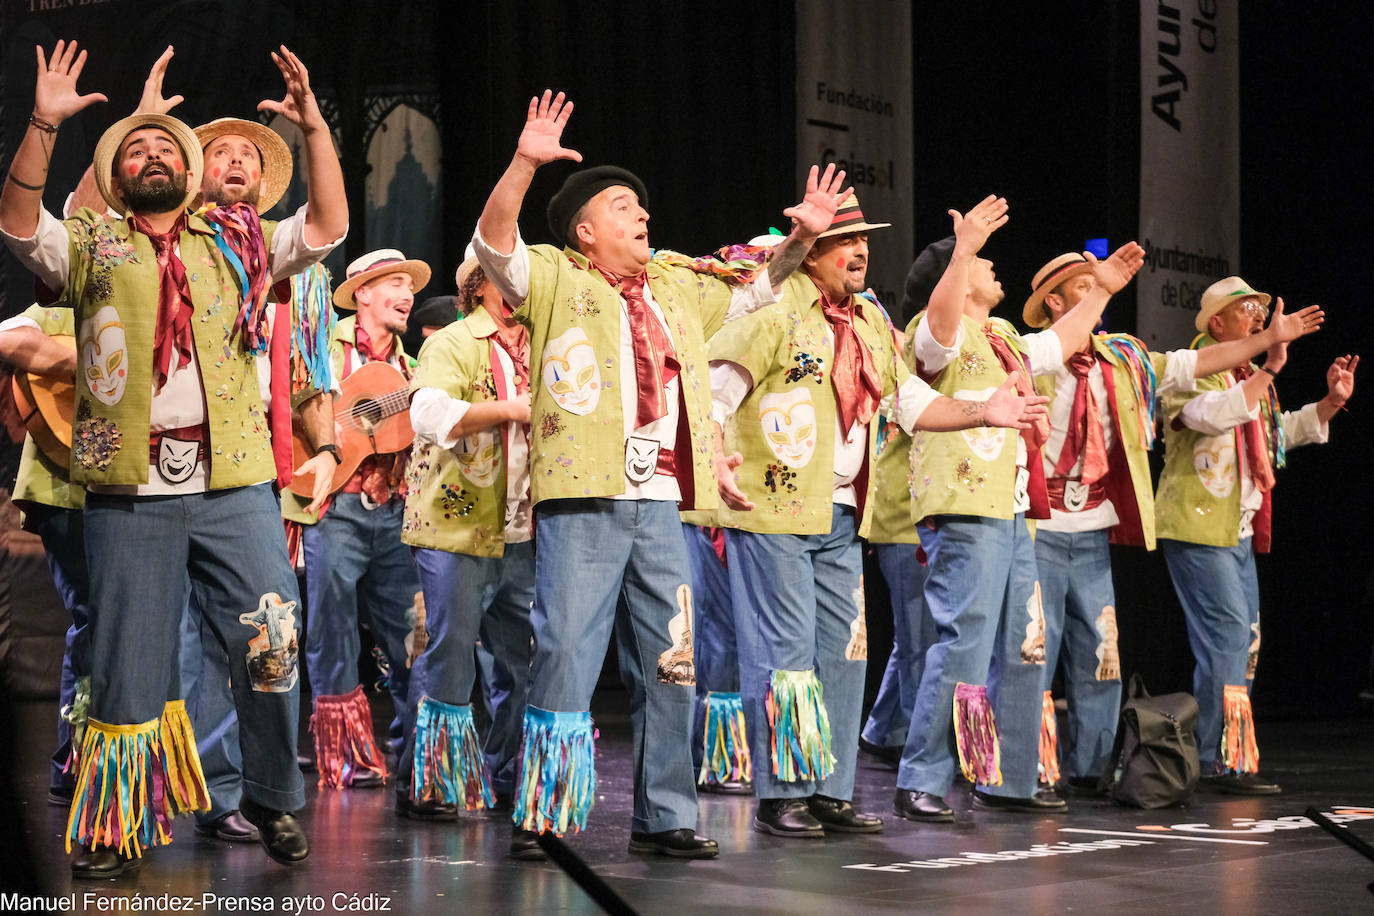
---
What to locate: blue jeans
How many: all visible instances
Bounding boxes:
[180,591,243,822]
[527,498,697,834]
[862,542,932,749]
[683,524,741,774]
[728,504,866,801]
[303,493,418,741]
[32,506,91,794]
[398,541,534,797]
[1160,537,1259,769]
[84,484,304,811]
[1034,528,1122,780]
[899,514,1045,799]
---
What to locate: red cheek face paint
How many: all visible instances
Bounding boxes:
[212,167,222,179]
[834,256,846,268]
[251,170,259,182]
[125,162,141,176]
[171,157,183,171]
[615,230,625,240]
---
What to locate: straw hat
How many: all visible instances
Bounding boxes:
[333,249,432,310]
[194,117,293,213]
[92,113,202,215]
[817,193,890,239]
[1195,276,1272,333]
[1023,252,1093,328]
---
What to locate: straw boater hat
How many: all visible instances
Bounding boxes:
[193,117,293,213]
[92,113,203,215]
[817,193,891,239]
[1023,252,1093,329]
[1194,276,1272,333]
[333,249,432,310]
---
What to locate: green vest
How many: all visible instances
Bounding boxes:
[11,305,84,515]
[63,208,279,489]
[708,274,902,537]
[401,309,513,557]
[907,312,1023,523]
[517,245,734,510]
[868,325,923,545]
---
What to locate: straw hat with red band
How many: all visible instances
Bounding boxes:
[1194,276,1272,333]
[333,249,432,310]
[1023,252,1094,329]
[193,117,293,213]
[816,192,891,239]
[92,113,203,216]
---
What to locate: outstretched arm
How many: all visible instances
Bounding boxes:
[905,374,1048,433]
[924,195,1008,346]
[1047,242,1145,356]
[259,47,346,246]
[1193,296,1324,378]
[477,90,582,256]
[762,163,851,292]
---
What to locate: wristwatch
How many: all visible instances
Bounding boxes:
[315,443,342,465]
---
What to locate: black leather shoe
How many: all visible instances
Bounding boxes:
[858,737,902,771]
[297,754,316,773]
[488,792,514,814]
[48,787,74,807]
[509,827,547,860]
[699,778,754,796]
[239,798,310,864]
[346,768,385,789]
[806,794,884,833]
[628,828,720,858]
[892,788,954,822]
[71,845,143,879]
[194,810,261,843]
[972,788,1068,812]
[1059,777,1107,799]
[394,794,460,822]
[1198,772,1282,795]
[752,797,824,838]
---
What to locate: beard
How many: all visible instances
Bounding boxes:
[116,163,188,213]
[202,178,261,209]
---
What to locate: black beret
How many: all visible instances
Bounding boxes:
[408,295,459,332]
[546,165,648,245]
[899,235,957,326]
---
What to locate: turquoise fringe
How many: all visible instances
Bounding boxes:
[291,262,335,393]
[512,706,596,836]
[765,669,834,782]
[699,691,752,786]
[411,697,493,809]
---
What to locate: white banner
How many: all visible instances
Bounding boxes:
[1137,0,1240,347]
[796,0,914,311]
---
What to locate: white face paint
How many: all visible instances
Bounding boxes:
[541,327,600,415]
[79,306,128,405]
[156,437,198,483]
[455,428,499,487]
[954,387,1006,460]
[1193,437,1237,498]
[758,388,817,467]
[624,435,659,483]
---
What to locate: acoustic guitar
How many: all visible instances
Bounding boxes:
[10,334,76,467]
[287,360,414,498]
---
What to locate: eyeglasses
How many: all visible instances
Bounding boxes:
[1226,299,1269,321]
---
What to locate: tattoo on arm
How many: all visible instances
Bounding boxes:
[7,174,46,192]
[960,400,987,426]
[765,237,809,285]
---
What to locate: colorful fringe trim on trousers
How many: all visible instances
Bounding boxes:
[1220,684,1260,774]
[764,669,834,782]
[311,685,387,789]
[512,706,595,835]
[953,682,1002,786]
[1038,690,1061,785]
[411,697,494,809]
[699,691,752,786]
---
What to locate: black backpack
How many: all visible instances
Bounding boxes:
[1099,674,1200,808]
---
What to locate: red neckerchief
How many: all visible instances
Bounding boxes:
[1053,348,1110,486]
[494,313,530,395]
[982,324,1050,519]
[593,264,679,428]
[1232,366,1277,493]
[130,212,193,391]
[817,281,882,432]
[354,321,394,364]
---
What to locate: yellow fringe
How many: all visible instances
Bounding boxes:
[160,700,211,816]
[65,717,169,856]
[1221,684,1260,774]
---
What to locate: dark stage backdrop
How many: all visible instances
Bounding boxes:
[1,1,1370,715]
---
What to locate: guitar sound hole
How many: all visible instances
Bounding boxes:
[354,398,383,426]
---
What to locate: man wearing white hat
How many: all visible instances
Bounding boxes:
[1023,255,1324,795]
[0,40,346,875]
[1155,276,1355,794]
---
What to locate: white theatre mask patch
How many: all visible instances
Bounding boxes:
[541,327,600,415]
[758,388,817,467]
[1193,437,1237,498]
[156,436,199,484]
[954,387,1005,461]
[455,428,499,487]
[79,306,128,406]
[625,435,660,483]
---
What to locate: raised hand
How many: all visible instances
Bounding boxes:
[1327,354,1358,403]
[983,374,1050,430]
[515,90,582,169]
[1087,241,1146,295]
[134,45,184,116]
[1265,297,1324,344]
[259,46,326,133]
[949,195,1008,257]
[782,163,851,238]
[32,40,107,125]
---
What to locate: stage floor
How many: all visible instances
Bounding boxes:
[7,696,1373,915]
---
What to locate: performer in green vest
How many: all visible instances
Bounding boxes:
[1156,276,1354,794]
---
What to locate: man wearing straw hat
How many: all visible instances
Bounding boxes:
[1022,255,1324,797]
[709,202,1047,838]
[283,249,429,793]
[0,40,346,875]
[1155,276,1355,794]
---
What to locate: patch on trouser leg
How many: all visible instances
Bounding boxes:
[1094,605,1121,680]
[1221,684,1260,774]
[406,590,428,668]
[699,691,752,786]
[1020,581,1046,664]
[1038,690,1060,785]
[66,716,171,855]
[61,676,92,772]
[411,697,494,809]
[238,592,300,692]
[311,686,387,789]
[953,682,1002,785]
[513,706,596,835]
[844,577,868,660]
[765,669,835,781]
[1247,620,1261,681]
[656,583,696,685]
[159,700,210,816]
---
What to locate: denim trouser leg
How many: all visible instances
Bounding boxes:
[528,499,697,833]
[863,543,930,748]
[180,592,244,822]
[728,505,865,801]
[1161,538,1258,769]
[35,506,91,793]
[1035,528,1123,779]
[86,485,304,811]
[683,524,738,772]
[358,499,421,741]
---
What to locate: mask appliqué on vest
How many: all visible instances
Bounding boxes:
[72,400,122,470]
[954,388,1006,461]
[624,435,659,484]
[541,328,600,415]
[456,429,499,487]
[657,584,696,685]
[239,592,299,693]
[79,305,128,406]
[1020,581,1046,665]
[1193,437,1237,498]
[156,436,199,483]
[1094,606,1121,680]
[759,389,817,468]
